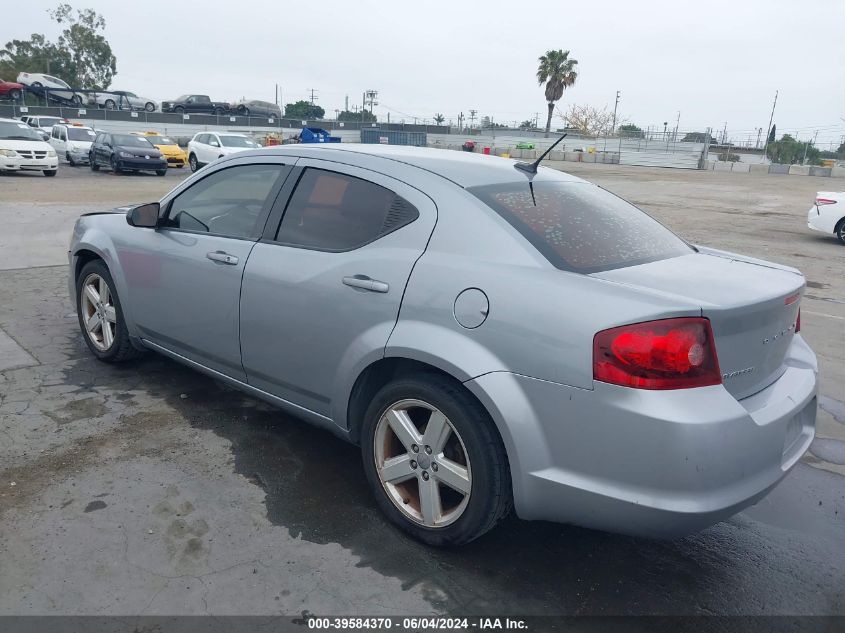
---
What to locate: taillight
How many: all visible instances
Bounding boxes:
[593,317,722,390]
[796,308,801,333]
[815,197,837,206]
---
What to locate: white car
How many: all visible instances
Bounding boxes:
[0,117,59,176]
[49,123,96,166]
[87,90,157,112]
[16,72,84,105]
[187,132,261,172]
[21,115,69,140]
[807,192,845,245]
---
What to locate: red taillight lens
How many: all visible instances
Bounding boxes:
[796,308,801,333]
[815,197,837,206]
[593,317,722,390]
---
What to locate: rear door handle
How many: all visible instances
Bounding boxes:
[342,275,389,293]
[206,251,239,265]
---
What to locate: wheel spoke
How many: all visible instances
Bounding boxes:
[380,454,415,485]
[84,284,100,305]
[85,313,101,333]
[103,305,116,323]
[102,322,113,348]
[423,410,451,454]
[418,476,442,526]
[435,456,471,495]
[385,408,421,451]
[99,278,110,304]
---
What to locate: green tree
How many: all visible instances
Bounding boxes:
[519,119,534,129]
[536,49,578,137]
[767,134,821,165]
[337,108,376,122]
[617,123,644,138]
[285,100,325,120]
[433,113,445,125]
[682,131,715,144]
[767,124,776,144]
[0,4,116,89]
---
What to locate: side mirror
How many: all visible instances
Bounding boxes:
[126,202,160,228]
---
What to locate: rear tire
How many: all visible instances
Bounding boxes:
[189,153,199,172]
[836,219,845,246]
[174,106,185,115]
[360,373,512,546]
[43,169,57,177]
[104,98,116,110]
[213,107,225,116]
[9,88,21,100]
[144,102,155,112]
[76,259,143,363]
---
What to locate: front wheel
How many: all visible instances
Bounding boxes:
[837,220,845,246]
[174,106,184,115]
[90,155,99,171]
[144,102,155,112]
[71,94,83,106]
[76,260,142,362]
[43,169,57,177]
[104,99,116,110]
[67,152,75,166]
[213,107,225,116]
[155,169,167,176]
[110,156,121,173]
[188,153,199,172]
[361,374,512,546]
[9,88,21,100]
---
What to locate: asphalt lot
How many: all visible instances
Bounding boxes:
[0,161,843,616]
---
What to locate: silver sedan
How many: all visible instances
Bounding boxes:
[68,145,818,545]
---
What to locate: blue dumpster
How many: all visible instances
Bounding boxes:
[300,127,341,143]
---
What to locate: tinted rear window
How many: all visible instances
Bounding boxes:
[469,181,691,273]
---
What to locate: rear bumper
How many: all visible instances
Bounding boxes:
[807,205,836,234]
[465,334,818,538]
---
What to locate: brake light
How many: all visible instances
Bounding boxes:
[815,197,837,206]
[593,317,722,390]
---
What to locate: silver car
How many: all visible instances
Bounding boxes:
[68,145,818,545]
[87,89,158,112]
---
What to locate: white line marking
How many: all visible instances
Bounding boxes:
[804,310,845,321]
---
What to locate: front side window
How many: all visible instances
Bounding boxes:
[164,164,285,239]
[469,181,692,273]
[276,169,419,251]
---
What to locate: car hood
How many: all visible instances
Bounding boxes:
[0,139,54,152]
[155,144,185,156]
[115,144,162,157]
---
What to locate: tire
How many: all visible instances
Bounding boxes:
[174,106,185,115]
[9,88,21,100]
[104,99,116,110]
[361,373,512,546]
[241,107,250,117]
[76,260,142,363]
[110,156,121,173]
[90,155,99,171]
[213,107,224,116]
[155,169,166,176]
[189,153,199,172]
[31,82,42,88]
[43,169,57,177]
[71,94,82,106]
[144,102,155,112]
[836,219,845,246]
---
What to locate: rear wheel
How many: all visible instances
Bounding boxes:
[76,260,142,362]
[104,99,116,110]
[361,374,512,546]
[189,153,199,172]
[144,102,155,112]
[213,107,225,116]
[837,219,845,246]
[9,88,21,100]
[174,106,185,115]
[71,94,82,106]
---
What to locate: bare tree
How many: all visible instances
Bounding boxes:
[557,104,622,137]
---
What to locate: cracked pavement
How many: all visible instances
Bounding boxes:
[0,166,843,616]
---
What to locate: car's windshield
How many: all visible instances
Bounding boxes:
[219,135,259,148]
[67,128,96,141]
[112,134,153,147]
[469,180,692,273]
[144,135,176,146]
[38,117,63,128]
[0,121,44,141]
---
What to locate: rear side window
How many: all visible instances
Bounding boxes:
[469,181,691,273]
[276,168,419,251]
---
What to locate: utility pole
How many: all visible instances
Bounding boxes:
[345,95,349,112]
[803,130,819,165]
[755,127,762,149]
[308,88,318,105]
[673,111,680,141]
[363,89,378,124]
[762,90,778,162]
[469,109,477,131]
[611,90,620,133]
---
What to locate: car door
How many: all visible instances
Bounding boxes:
[239,159,437,423]
[205,134,222,162]
[119,158,295,380]
[50,126,64,154]
[96,133,111,165]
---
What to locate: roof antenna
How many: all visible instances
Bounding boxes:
[514,133,567,176]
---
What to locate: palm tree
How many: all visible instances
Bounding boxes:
[536,49,578,137]
[433,113,445,125]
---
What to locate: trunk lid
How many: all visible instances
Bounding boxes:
[592,250,804,399]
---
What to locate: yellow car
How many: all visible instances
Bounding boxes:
[133,131,187,168]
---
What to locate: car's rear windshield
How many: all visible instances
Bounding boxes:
[469,181,691,273]
[0,121,43,141]
[112,134,153,147]
[67,128,95,141]
[145,135,175,146]
[219,135,259,148]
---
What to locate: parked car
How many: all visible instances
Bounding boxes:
[0,79,24,101]
[89,132,167,175]
[67,145,817,546]
[807,192,845,245]
[133,131,187,168]
[0,117,58,176]
[161,94,230,115]
[16,72,84,105]
[21,115,69,141]
[87,90,158,112]
[50,122,96,165]
[233,99,281,118]
[187,132,260,171]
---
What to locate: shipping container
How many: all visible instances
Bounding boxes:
[361,129,427,146]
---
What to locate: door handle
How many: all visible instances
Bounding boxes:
[342,275,389,293]
[206,251,239,265]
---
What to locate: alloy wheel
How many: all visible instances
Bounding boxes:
[374,399,472,528]
[80,273,117,351]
